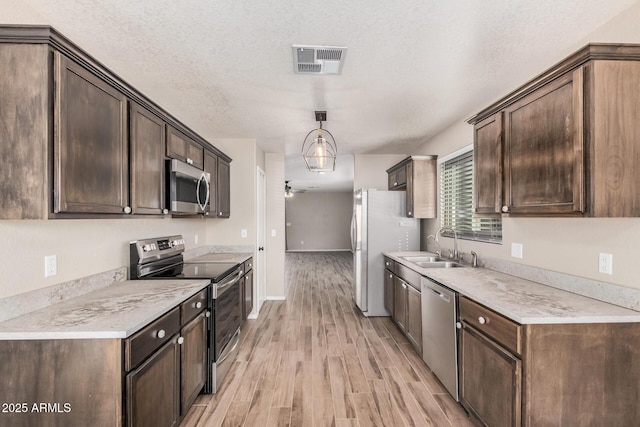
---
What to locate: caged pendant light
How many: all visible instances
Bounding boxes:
[302,111,337,172]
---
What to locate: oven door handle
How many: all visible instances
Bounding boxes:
[216,269,243,296]
[217,328,240,366]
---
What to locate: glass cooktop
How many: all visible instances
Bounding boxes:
[149,262,239,283]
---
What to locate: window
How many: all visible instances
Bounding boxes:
[440,149,501,243]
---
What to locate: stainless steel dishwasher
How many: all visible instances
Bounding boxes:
[421,276,459,401]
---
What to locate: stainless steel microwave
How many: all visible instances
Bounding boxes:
[167,159,210,215]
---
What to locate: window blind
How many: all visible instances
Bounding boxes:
[440,150,502,243]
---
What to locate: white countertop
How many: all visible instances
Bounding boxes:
[0,279,210,340]
[384,251,640,324]
[187,252,252,264]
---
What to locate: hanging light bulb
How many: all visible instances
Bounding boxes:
[302,111,337,172]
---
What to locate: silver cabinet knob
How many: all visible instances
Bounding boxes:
[162,208,169,215]
[177,336,184,345]
[157,329,166,339]
[402,283,407,289]
[408,211,412,216]
[456,322,462,329]
[205,311,211,318]
[195,302,202,309]
[219,211,223,216]
[123,206,132,214]
[394,182,398,186]
[501,206,509,213]
[389,274,393,278]
[478,316,487,325]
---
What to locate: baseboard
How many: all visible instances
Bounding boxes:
[247,313,259,320]
[266,296,286,301]
[286,249,351,253]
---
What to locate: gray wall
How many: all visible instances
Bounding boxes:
[286,192,353,251]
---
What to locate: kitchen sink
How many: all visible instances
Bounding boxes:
[414,261,463,268]
[400,255,444,263]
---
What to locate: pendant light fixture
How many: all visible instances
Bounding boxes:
[302,111,337,173]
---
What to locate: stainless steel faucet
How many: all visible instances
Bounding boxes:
[435,227,459,260]
[426,234,441,257]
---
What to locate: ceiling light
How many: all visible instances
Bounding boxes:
[302,111,337,173]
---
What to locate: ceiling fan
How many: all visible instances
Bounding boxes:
[284,181,306,198]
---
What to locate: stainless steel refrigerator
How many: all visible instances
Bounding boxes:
[351,189,420,316]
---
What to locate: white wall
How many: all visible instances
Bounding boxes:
[417,2,640,291]
[265,153,286,298]
[354,154,406,190]
[285,192,353,251]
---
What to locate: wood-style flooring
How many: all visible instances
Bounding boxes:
[181,251,474,427]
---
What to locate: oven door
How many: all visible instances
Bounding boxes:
[167,159,210,214]
[213,268,243,360]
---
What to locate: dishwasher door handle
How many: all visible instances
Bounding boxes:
[427,286,450,303]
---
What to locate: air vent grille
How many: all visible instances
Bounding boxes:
[292,45,347,75]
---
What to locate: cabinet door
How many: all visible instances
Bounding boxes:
[460,325,521,427]
[126,336,180,427]
[503,68,584,215]
[166,126,203,169]
[393,277,407,331]
[406,162,414,217]
[388,169,397,190]
[204,150,218,216]
[405,284,422,352]
[181,312,208,415]
[216,158,231,217]
[384,269,394,316]
[130,102,166,215]
[54,52,128,214]
[474,113,503,215]
[243,270,254,319]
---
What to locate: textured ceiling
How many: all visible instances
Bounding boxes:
[9,0,639,191]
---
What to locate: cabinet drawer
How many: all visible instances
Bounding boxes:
[460,296,522,355]
[243,257,253,273]
[384,256,395,271]
[394,262,421,291]
[181,288,208,325]
[125,306,180,371]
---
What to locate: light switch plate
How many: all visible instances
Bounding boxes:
[511,243,523,259]
[194,234,199,244]
[271,229,276,237]
[241,229,247,238]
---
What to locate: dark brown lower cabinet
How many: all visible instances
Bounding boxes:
[126,336,180,427]
[460,324,521,427]
[242,269,254,320]
[384,268,394,316]
[391,275,422,353]
[180,312,208,414]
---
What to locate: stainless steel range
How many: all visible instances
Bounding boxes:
[129,235,243,393]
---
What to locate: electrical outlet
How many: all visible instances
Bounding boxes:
[599,253,613,275]
[44,255,57,277]
[194,234,199,244]
[301,240,304,245]
[241,229,247,238]
[511,243,523,259]
[271,229,276,237]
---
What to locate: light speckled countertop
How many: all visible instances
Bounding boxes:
[385,251,640,324]
[0,279,209,340]
[187,252,252,264]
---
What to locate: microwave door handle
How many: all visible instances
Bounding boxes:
[203,173,211,210]
[196,173,208,212]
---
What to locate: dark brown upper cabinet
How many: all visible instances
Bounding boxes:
[54,52,129,214]
[130,102,167,215]
[216,158,231,218]
[386,156,437,218]
[0,26,232,220]
[203,150,219,216]
[469,43,640,217]
[166,125,204,170]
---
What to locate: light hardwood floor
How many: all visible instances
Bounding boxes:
[181,252,474,427]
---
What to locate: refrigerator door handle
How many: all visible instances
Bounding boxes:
[350,211,356,252]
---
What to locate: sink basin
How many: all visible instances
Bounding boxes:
[400,255,444,263]
[414,261,463,268]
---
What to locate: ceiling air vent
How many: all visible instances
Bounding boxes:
[293,45,347,75]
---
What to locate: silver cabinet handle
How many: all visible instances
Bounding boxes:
[123,206,132,214]
[478,316,487,325]
[157,329,166,339]
[195,302,202,309]
[177,336,185,345]
[501,206,509,213]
